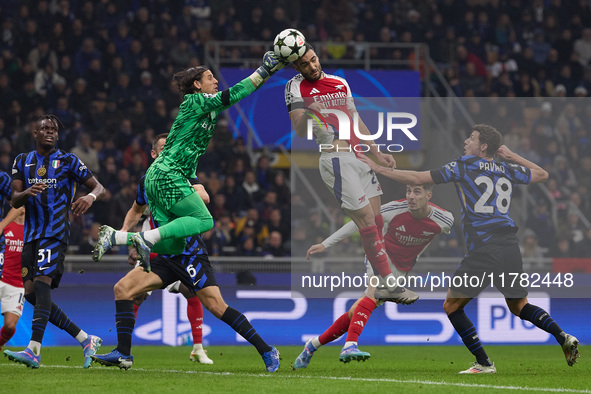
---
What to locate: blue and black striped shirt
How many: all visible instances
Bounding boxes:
[11,150,93,244]
[431,155,531,251]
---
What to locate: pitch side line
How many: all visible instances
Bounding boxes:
[1,364,589,393]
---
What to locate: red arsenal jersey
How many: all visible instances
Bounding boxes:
[322,199,454,272]
[382,200,454,271]
[1,221,24,288]
[285,72,361,152]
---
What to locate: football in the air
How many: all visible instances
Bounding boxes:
[273,28,307,62]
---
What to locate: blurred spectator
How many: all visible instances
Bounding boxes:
[210,193,228,221]
[552,155,577,191]
[551,236,574,258]
[546,177,569,214]
[575,228,591,257]
[71,132,100,174]
[108,181,138,228]
[169,39,197,68]
[257,191,279,222]
[99,137,123,165]
[270,171,290,208]
[69,78,92,115]
[83,58,107,93]
[267,208,289,243]
[515,136,541,163]
[201,228,221,256]
[262,231,287,257]
[0,73,18,116]
[526,201,555,248]
[214,214,234,250]
[520,228,545,258]
[566,211,585,244]
[219,175,248,214]
[127,151,147,180]
[147,99,171,132]
[234,208,268,247]
[459,62,486,96]
[238,236,260,257]
[136,71,162,110]
[126,101,148,135]
[574,27,591,66]
[110,73,135,111]
[27,39,58,72]
[530,29,551,65]
[255,155,272,190]
[575,156,591,191]
[241,170,263,208]
[99,156,119,192]
[74,37,101,76]
[123,138,148,169]
[58,55,76,86]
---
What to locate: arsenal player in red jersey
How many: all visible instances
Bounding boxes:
[293,184,454,367]
[286,44,408,304]
[0,207,25,351]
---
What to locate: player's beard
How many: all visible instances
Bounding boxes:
[305,65,322,82]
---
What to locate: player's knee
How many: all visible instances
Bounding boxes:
[3,322,16,332]
[507,302,524,316]
[24,293,36,306]
[114,280,131,300]
[443,299,458,315]
[202,297,227,318]
[356,212,376,229]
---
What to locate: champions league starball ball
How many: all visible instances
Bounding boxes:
[273,28,307,62]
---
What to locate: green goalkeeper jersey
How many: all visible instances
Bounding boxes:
[152,77,256,178]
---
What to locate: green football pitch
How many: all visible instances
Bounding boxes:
[1,345,588,393]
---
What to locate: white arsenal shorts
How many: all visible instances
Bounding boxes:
[319,152,382,211]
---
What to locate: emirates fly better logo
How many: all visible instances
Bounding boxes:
[305,107,418,153]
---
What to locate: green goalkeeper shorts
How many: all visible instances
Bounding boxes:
[144,164,195,225]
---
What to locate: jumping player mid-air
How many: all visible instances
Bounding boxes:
[286,43,409,302]
[119,133,213,364]
[91,52,285,371]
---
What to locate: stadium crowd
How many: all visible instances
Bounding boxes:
[0,0,589,258]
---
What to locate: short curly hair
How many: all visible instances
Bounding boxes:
[472,124,501,157]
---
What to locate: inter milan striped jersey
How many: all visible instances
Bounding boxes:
[430,155,531,251]
[11,150,93,244]
[136,176,206,257]
[0,171,12,275]
[323,199,453,272]
[152,77,256,179]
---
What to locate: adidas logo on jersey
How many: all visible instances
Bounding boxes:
[5,231,13,237]
[396,225,406,232]
[310,88,320,94]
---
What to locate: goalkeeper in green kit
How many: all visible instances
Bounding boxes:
[92,52,286,268]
